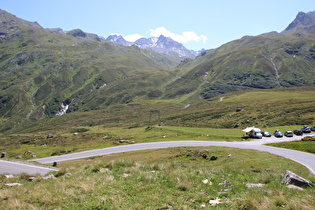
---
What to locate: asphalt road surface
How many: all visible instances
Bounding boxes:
[2,135,315,175]
[0,160,58,175]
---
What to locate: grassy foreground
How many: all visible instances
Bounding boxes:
[1,147,315,209]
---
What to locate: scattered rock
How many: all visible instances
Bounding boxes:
[43,174,56,180]
[47,133,54,138]
[246,183,265,188]
[121,173,130,178]
[210,156,218,160]
[119,140,126,143]
[218,180,232,186]
[28,177,36,181]
[209,198,223,206]
[189,198,195,203]
[63,173,72,177]
[218,188,232,194]
[200,204,206,208]
[24,151,34,156]
[5,183,22,187]
[286,184,304,191]
[281,170,314,187]
[227,154,231,158]
[5,174,14,179]
[236,108,245,112]
[73,132,78,135]
[99,168,109,173]
[202,178,212,185]
[1,152,6,158]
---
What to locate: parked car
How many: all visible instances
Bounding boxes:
[284,131,293,137]
[301,135,315,141]
[274,130,283,138]
[311,126,315,131]
[301,125,311,133]
[294,129,303,136]
[261,131,271,137]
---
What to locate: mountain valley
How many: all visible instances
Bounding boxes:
[0,9,315,133]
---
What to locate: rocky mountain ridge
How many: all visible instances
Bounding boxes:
[283,10,315,33]
[106,34,202,59]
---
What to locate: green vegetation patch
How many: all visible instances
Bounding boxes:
[268,141,315,154]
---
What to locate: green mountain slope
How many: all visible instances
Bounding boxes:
[161,11,315,100]
[163,31,315,100]
[0,9,178,131]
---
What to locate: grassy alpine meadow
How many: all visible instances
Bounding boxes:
[1,147,314,209]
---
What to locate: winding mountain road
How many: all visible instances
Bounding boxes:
[0,160,58,175]
[1,135,315,175]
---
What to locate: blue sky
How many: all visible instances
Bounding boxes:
[1,0,314,50]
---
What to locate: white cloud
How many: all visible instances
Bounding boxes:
[201,35,208,43]
[124,34,144,42]
[149,27,207,44]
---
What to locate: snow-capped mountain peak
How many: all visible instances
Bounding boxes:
[106,34,201,59]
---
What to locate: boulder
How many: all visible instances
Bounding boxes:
[209,198,223,206]
[24,151,34,155]
[4,183,22,187]
[5,174,14,179]
[47,133,54,138]
[218,180,232,186]
[246,183,265,188]
[28,177,36,181]
[287,184,304,191]
[43,174,56,180]
[281,170,314,187]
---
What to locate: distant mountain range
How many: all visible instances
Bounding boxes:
[106,34,202,59]
[0,8,315,132]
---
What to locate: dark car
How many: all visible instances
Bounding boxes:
[274,130,283,138]
[301,125,311,133]
[261,131,271,137]
[294,129,303,136]
[311,126,315,131]
[284,131,293,137]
